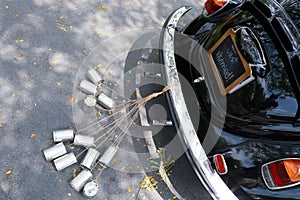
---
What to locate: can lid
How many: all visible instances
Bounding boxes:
[83,180,99,197]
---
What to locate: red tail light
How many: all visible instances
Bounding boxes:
[205,0,227,15]
[213,154,228,175]
[262,158,300,190]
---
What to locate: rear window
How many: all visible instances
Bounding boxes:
[226,10,298,120]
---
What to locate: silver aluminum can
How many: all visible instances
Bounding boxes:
[53,129,74,143]
[152,119,173,126]
[54,152,77,171]
[97,93,114,110]
[43,142,67,161]
[86,69,102,85]
[70,169,93,192]
[82,95,97,113]
[83,180,99,198]
[79,80,97,95]
[81,148,100,170]
[73,135,94,148]
[98,145,118,167]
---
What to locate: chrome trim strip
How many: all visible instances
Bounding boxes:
[161,7,238,200]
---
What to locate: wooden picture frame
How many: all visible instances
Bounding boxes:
[208,28,252,95]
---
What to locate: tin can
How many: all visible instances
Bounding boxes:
[97,93,114,110]
[83,180,99,198]
[86,69,102,85]
[54,152,77,171]
[144,72,162,78]
[81,148,100,170]
[79,80,98,95]
[70,169,93,192]
[53,129,74,143]
[98,145,118,167]
[82,95,97,113]
[152,120,173,126]
[73,135,94,148]
[43,142,67,161]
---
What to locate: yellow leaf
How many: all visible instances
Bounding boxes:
[72,168,76,178]
[16,39,24,43]
[0,123,3,127]
[97,5,105,10]
[60,27,67,32]
[57,82,61,86]
[127,186,131,192]
[6,169,12,176]
[30,133,37,138]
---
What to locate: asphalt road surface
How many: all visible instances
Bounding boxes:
[0,1,211,199]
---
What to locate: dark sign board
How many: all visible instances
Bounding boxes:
[208,28,252,95]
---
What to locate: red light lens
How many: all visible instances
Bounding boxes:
[262,158,300,190]
[205,0,227,15]
[268,161,291,187]
[213,154,227,175]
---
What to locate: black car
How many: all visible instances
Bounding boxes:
[160,0,300,199]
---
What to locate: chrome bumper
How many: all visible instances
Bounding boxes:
[160,6,238,200]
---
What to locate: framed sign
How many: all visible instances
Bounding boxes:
[208,28,252,95]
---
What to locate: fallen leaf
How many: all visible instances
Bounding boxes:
[0,123,3,127]
[108,177,115,183]
[19,53,24,58]
[16,39,24,43]
[127,186,131,192]
[97,5,105,10]
[57,82,61,86]
[68,96,73,103]
[6,169,12,176]
[27,74,31,79]
[67,192,71,197]
[30,133,37,138]
[108,137,113,141]
[72,168,77,178]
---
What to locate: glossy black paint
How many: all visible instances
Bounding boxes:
[172,0,300,199]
